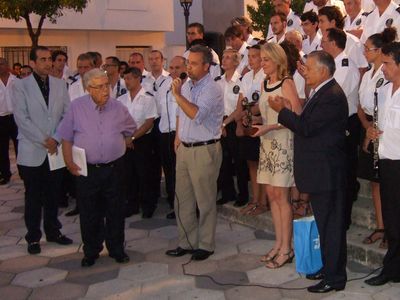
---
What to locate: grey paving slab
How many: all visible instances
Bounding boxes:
[0,193,24,201]
[211,244,239,260]
[215,220,232,234]
[124,228,148,242]
[0,255,49,274]
[215,230,256,246]
[171,259,219,276]
[0,219,26,232]
[280,278,329,300]
[254,229,275,240]
[12,267,68,288]
[6,226,30,238]
[373,286,400,300]
[129,218,176,230]
[125,237,169,254]
[67,268,120,285]
[322,292,374,299]
[0,285,32,300]
[0,235,20,247]
[217,253,264,272]
[0,245,28,260]
[37,243,80,258]
[0,205,13,213]
[85,278,140,300]
[29,282,88,300]
[238,239,275,256]
[145,248,192,266]
[195,270,249,291]
[225,285,282,300]
[58,222,81,235]
[118,262,169,283]
[140,275,195,298]
[174,288,226,300]
[0,271,14,286]
[247,264,300,286]
[11,205,24,214]
[149,225,178,240]
[0,212,23,222]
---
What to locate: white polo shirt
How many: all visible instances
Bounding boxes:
[378,82,400,160]
[334,51,360,116]
[117,87,158,133]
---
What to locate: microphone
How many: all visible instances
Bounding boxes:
[167,73,187,93]
[179,72,187,80]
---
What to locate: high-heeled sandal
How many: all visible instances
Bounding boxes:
[362,229,385,244]
[248,205,268,216]
[240,202,257,214]
[265,250,294,269]
[260,248,280,262]
[379,235,388,249]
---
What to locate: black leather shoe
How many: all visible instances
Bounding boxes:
[191,249,214,261]
[307,280,344,293]
[233,200,248,207]
[109,252,130,263]
[81,254,99,267]
[364,273,400,286]
[306,271,324,280]
[65,207,79,217]
[125,209,139,218]
[165,247,193,257]
[46,234,73,245]
[216,198,229,205]
[166,211,176,219]
[27,242,41,254]
[142,211,154,219]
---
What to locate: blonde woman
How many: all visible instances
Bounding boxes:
[252,43,301,269]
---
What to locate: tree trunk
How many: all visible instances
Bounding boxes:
[23,13,46,48]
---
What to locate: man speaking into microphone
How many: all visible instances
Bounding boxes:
[165,45,224,261]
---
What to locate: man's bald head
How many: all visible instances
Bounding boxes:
[169,56,187,79]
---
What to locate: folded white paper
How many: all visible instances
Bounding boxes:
[48,145,87,177]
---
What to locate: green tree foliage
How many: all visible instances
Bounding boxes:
[247,0,306,38]
[0,0,89,47]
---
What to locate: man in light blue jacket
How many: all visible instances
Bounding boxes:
[12,46,72,255]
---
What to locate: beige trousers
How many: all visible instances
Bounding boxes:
[174,142,222,251]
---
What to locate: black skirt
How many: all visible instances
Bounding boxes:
[357,115,379,183]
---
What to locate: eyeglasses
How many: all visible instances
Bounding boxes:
[89,83,110,90]
[364,45,379,52]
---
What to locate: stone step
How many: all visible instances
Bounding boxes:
[218,203,386,269]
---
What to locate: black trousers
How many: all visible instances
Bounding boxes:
[218,122,249,202]
[380,159,400,278]
[0,114,18,179]
[18,158,63,243]
[160,131,176,208]
[76,158,125,258]
[344,114,361,229]
[150,117,162,198]
[125,134,158,215]
[310,187,347,287]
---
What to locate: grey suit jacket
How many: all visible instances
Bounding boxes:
[12,74,70,167]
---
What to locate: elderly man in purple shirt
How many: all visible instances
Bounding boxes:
[57,68,136,267]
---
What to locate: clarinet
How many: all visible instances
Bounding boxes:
[372,78,384,179]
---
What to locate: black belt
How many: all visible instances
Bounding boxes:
[182,139,220,148]
[87,160,117,168]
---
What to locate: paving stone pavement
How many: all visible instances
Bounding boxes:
[1,153,400,299]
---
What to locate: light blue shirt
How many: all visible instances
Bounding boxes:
[178,73,224,143]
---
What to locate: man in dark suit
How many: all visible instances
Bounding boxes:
[268,51,348,293]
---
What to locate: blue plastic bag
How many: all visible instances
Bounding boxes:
[293,216,322,275]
